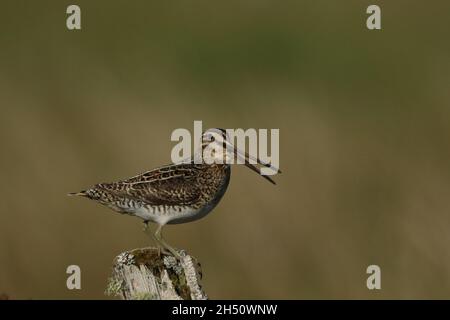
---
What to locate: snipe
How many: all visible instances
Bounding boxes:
[69,129,280,259]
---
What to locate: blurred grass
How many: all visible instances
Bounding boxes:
[1,0,450,299]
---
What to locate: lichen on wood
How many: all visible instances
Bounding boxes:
[106,247,207,300]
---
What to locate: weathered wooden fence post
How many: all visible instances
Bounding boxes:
[106,248,207,300]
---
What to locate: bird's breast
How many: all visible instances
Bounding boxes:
[167,165,231,224]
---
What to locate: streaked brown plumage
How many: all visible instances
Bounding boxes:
[72,162,230,225]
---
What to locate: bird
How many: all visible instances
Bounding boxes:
[69,128,280,259]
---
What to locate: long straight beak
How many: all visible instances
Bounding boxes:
[244,162,277,185]
[224,140,281,185]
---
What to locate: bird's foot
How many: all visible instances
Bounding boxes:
[158,247,171,258]
[171,249,183,261]
[153,246,178,259]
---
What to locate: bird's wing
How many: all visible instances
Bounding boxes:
[96,163,204,206]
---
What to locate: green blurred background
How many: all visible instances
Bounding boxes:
[1,0,450,299]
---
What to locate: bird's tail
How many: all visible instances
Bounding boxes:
[67,190,88,197]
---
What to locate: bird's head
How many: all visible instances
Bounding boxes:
[199,128,280,184]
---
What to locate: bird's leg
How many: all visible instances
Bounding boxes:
[142,221,162,257]
[154,224,182,260]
